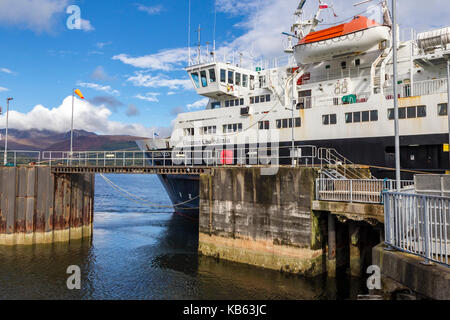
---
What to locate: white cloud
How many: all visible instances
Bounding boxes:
[0,96,170,137]
[0,0,69,33]
[0,87,9,92]
[137,4,163,15]
[135,92,160,102]
[187,98,208,110]
[112,47,188,71]
[77,82,120,96]
[0,68,14,74]
[126,72,192,91]
[80,18,94,32]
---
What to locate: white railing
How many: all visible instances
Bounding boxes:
[316,178,415,204]
[302,67,371,84]
[384,192,450,267]
[385,78,448,99]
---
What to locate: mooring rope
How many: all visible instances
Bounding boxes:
[99,173,199,209]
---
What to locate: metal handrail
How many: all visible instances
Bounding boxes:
[316,178,414,204]
[384,191,450,267]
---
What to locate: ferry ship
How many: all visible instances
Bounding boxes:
[137,0,450,215]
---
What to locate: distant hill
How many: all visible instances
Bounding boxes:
[0,129,149,151]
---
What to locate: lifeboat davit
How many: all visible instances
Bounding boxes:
[294,16,391,65]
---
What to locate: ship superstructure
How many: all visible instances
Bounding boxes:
[138,0,450,214]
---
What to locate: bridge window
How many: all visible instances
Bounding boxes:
[209,69,216,83]
[242,74,248,87]
[258,121,270,130]
[225,100,230,107]
[200,70,208,87]
[266,94,271,102]
[211,101,221,109]
[184,128,195,136]
[438,103,448,116]
[250,75,255,90]
[220,69,226,83]
[255,96,260,104]
[260,95,265,103]
[190,72,200,88]
[228,71,234,84]
[235,73,241,86]
[230,100,234,107]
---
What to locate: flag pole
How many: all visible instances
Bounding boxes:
[70,88,74,156]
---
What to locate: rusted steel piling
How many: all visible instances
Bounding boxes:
[0,167,94,245]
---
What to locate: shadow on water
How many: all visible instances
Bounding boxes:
[0,174,366,300]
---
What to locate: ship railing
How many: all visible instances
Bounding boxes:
[311,91,371,108]
[316,178,414,204]
[385,78,448,99]
[384,191,450,267]
[0,150,41,167]
[301,67,371,85]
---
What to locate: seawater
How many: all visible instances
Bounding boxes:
[0,174,365,300]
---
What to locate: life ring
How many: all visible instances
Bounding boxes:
[341,79,348,94]
[227,84,234,92]
[335,81,341,94]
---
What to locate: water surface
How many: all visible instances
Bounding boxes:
[0,174,364,300]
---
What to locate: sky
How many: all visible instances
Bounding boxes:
[0,0,448,138]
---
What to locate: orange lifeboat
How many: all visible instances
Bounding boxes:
[294,16,391,64]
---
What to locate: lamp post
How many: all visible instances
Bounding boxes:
[291,75,296,167]
[70,88,75,156]
[392,0,401,190]
[447,58,450,171]
[4,97,13,166]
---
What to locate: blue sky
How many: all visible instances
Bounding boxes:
[0,0,448,137]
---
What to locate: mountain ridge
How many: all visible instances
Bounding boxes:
[0,129,149,151]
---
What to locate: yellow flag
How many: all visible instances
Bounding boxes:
[74,89,84,99]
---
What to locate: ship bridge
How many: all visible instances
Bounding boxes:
[186,61,259,100]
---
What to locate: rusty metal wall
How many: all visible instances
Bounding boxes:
[0,167,95,245]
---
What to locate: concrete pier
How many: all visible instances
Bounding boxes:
[0,167,94,245]
[198,167,328,277]
[372,244,450,300]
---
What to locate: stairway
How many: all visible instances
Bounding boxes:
[318,147,373,180]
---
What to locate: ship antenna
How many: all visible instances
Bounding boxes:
[213,4,217,62]
[196,24,201,64]
[188,0,191,66]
